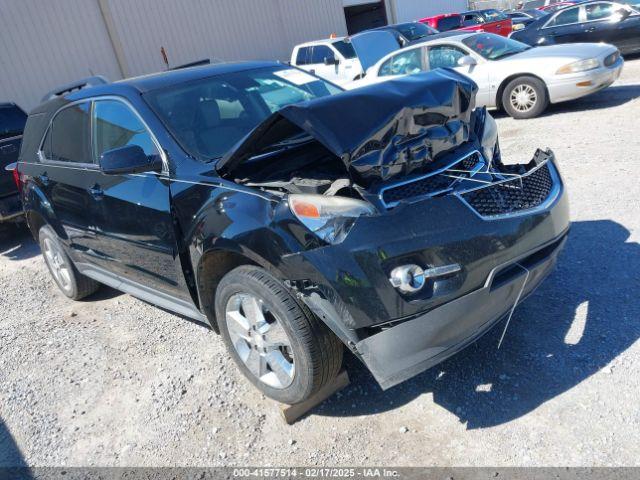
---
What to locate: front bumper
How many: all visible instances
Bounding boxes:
[0,193,23,222]
[358,230,567,389]
[280,151,569,389]
[548,57,623,104]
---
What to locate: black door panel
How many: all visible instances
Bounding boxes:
[90,171,186,298]
[89,99,186,299]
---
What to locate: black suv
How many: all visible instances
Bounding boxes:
[13,62,569,404]
[1,102,27,223]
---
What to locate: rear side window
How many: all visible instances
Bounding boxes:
[42,102,92,164]
[0,104,27,140]
[463,13,483,26]
[295,47,312,65]
[379,48,425,77]
[310,45,335,64]
[585,2,615,20]
[428,45,467,69]
[332,40,357,59]
[92,100,159,161]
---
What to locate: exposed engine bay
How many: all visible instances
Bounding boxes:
[217,69,553,215]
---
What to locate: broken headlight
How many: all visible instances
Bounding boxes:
[289,194,376,245]
[556,58,599,74]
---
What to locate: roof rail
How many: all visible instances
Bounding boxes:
[41,76,109,103]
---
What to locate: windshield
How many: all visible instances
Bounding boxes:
[396,22,438,41]
[462,33,530,60]
[144,66,342,161]
[332,40,357,59]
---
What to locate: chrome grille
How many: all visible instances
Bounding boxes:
[460,163,555,218]
[380,151,482,207]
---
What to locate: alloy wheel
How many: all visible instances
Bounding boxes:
[225,293,295,389]
[510,84,538,113]
[42,237,72,294]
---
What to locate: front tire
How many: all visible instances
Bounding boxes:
[215,266,343,404]
[502,76,548,119]
[39,226,99,300]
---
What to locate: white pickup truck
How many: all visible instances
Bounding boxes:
[290,37,363,86]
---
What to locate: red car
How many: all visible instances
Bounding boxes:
[420,9,512,37]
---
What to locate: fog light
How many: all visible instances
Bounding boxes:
[389,264,425,293]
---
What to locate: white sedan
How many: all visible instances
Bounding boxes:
[346,32,624,118]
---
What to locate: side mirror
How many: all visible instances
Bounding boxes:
[324,57,339,66]
[457,55,477,67]
[100,145,162,175]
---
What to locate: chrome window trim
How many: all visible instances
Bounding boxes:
[0,134,23,144]
[37,99,97,169]
[37,95,168,176]
[90,95,169,175]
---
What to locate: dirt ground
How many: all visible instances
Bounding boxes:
[1,57,639,468]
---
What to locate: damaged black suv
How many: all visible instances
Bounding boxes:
[12,62,569,403]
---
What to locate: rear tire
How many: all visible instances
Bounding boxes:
[39,226,99,300]
[502,76,548,119]
[215,266,343,404]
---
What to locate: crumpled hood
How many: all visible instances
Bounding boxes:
[217,68,477,186]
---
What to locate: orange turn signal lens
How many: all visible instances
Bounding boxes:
[291,200,320,218]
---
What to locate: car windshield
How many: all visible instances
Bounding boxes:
[396,22,438,41]
[144,66,342,162]
[462,33,530,60]
[332,40,357,59]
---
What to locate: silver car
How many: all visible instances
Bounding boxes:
[346,32,624,118]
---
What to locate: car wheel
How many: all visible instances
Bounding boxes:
[215,266,343,404]
[502,76,548,119]
[39,226,99,300]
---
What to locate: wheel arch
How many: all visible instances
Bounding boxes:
[196,246,280,333]
[495,73,549,111]
[23,184,66,242]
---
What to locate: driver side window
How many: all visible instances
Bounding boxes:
[92,100,159,163]
[379,48,425,77]
[427,45,467,70]
[546,6,580,26]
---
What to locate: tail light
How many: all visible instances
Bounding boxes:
[9,163,22,193]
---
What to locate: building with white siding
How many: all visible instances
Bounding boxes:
[1,0,468,111]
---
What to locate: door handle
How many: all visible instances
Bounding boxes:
[585,27,597,32]
[88,185,104,199]
[39,173,49,186]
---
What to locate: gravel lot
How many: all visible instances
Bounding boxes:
[1,57,639,468]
